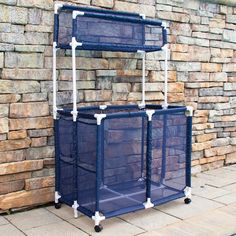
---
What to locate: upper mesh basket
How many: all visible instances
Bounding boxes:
[57,8,166,52]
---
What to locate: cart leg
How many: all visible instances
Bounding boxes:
[184,186,192,204]
[72,200,79,218]
[92,211,105,233]
[54,191,61,209]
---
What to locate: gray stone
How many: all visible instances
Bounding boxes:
[22,93,47,102]
[28,8,42,25]
[175,62,201,71]
[25,146,54,160]
[226,14,236,24]
[224,83,236,91]
[0,33,25,44]
[5,53,44,68]
[0,105,9,117]
[15,45,45,52]
[223,29,236,43]
[2,69,51,80]
[0,0,16,5]
[199,87,223,96]
[28,128,53,138]
[25,32,49,45]
[212,138,230,147]
[0,80,40,93]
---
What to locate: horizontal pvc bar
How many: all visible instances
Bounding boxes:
[77,11,163,26]
[61,4,142,18]
[104,204,145,219]
[58,42,162,52]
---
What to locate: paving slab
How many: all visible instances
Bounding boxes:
[69,215,144,236]
[156,195,224,219]
[222,182,236,192]
[196,173,236,188]
[120,208,180,231]
[213,191,236,205]
[24,220,88,236]
[0,216,8,226]
[218,202,236,217]
[0,223,25,236]
[192,184,230,199]
[138,221,216,236]
[46,204,82,220]
[5,208,62,231]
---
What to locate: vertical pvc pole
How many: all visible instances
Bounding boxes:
[53,42,57,120]
[146,120,152,199]
[71,38,78,122]
[163,45,168,109]
[96,122,103,212]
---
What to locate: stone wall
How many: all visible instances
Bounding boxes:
[0,0,235,211]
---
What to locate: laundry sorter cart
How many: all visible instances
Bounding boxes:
[53,3,192,232]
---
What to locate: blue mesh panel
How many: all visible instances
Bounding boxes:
[151,112,187,204]
[57,115,75,205]
[99,116,147,215]
[77,118,97,214]
[57,10,164,51]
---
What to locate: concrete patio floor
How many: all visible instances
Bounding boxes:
[1,164,236,236]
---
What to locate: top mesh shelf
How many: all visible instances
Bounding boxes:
[54,5,167,52]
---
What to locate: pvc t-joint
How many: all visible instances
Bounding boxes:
[94,114,106,125]
[146,110,155,121]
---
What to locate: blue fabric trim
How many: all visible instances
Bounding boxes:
[186,116,192,187]
[53,14,59,43]
[54,119,60,192]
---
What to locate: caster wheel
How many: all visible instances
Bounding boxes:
[54,202,61,209]
[94,224,103,233]
[184,198,191,204]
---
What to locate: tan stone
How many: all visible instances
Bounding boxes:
[84,90,112,102]
[222,115,236,122]
[0,138,31,151]
[25,176,54,190]
[193,117,208,124]
[193,123,214,131]
[117,70,143,77]
[17,0,53,10]
[205,145,236,157]
[192,141,212,152]
[149,71,177,82]
[9,117,53,130]
[0,94,21,103]
[31,137,47,147]
[115,1,155,17]
[0,172,31,183]
[168,93,185,102]
[196,133,217,143]
[225,152,236,164]
[170,44,189,52]
[168,83,184,93]
[0,150,25,164]
[92,0,113,8]
[0,118,8,134]
[194,110,209,117]
[146,92,164,101]
[157,11,189,22]
[10,102,49,118]
[8,130,27,140]
[0,180,24,195]
[198,97,229,103]
[0,187,54,210]
[202,63,222,72]
[0,160,43,176]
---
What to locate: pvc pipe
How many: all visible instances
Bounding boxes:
[163,44,168,109]
[53,42,57,119]
[71,37,78,122]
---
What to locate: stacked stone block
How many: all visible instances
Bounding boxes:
[0,0,235,211]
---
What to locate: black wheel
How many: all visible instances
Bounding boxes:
[184,198,191,204]
[94,224,103,233]
[54,202,61,209]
